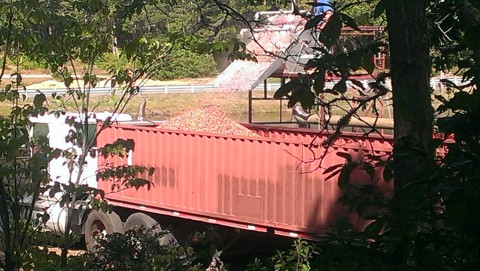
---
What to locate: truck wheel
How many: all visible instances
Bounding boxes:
[124,212,159,232]
[124,212,176,246]
[108,212,124,234]
[84,210,123,252]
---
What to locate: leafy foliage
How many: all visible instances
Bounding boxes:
[0,77,53,270]
[86,227,201,271]
[250,0,480,270]
[245,240,317,271]
[0,0,166,270]
[153,49,218,80]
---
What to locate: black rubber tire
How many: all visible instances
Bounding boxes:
[124,212,176,246]
[124,212,160,232]
[108,212,124,234]
[84,210,113,252]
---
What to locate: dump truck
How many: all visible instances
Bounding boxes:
[87,119,393,250]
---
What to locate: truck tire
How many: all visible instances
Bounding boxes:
[124,212,159,232]
[124,212,176,246]
[108,212,124,234]
[84,210,123,252]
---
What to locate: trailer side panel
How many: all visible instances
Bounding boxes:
[97,124,393,238]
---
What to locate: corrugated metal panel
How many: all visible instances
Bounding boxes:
[97,124,393,237]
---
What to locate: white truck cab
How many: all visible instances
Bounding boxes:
[27,112,132,234]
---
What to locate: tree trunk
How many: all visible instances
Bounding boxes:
[386,0,433,196]
[458,0,480,90]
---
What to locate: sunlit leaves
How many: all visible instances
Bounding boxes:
[97,165,154,191]
[138,37,148,45]
[100,138,135,158]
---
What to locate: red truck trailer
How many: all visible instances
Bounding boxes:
[90,122,393,250]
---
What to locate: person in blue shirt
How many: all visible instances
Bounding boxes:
[313,0,333,30]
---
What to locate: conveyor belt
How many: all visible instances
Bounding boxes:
[214,13,312,91]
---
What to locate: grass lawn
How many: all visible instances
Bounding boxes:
[0,90,291,120]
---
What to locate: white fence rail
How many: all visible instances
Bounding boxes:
[22,77,466,98]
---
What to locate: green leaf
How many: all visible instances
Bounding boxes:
[333,80,347,94]
[364,219,384,238]
[130,178,151,190]
[374,0,387,18]
[322,89,340,95]
[362,54,375,74]
[471,0,480,9]
[139,37,148,45]
[273,79,301,99]
[313,72,326,94]
[362,162,375,181]
[339,13,360,31]
[334,215,350,231]
[287,88,303,108]
[383,163,394,182]
[350,79,365,90]
[83,73,90,85]
[212,41,227,52]
[392,241,410,264]
[305,15,324,30]
[442,91,473,111]
[337,151,352,162]
[464,25,480,50]
[300,91,316,109]
[34,93,46,108]
[324,163,344,175]
[439,79,460,90]
[280,80,314,108]
[64,77,74,88]
[311,46,330,55]
[319,14,342,48]
[12,73,22,85]
[325,168,342,181]
[338,164,353,189]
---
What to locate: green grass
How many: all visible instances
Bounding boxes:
[0,91,290,119]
